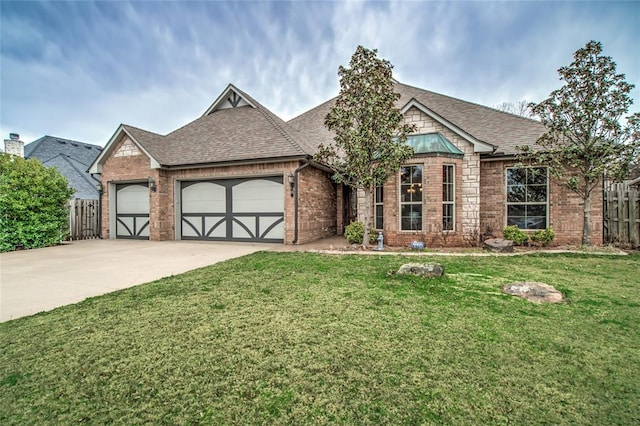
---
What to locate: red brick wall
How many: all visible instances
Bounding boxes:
[296,166,337,244]
[480,159,604,246]
[99,136,154,239]
[375,156,466,247]
[100,146,336,244]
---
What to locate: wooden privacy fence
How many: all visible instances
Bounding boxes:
[68,199,100,240]
[604,189,639,248]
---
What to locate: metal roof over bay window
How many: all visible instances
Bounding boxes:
[405,133,464,156]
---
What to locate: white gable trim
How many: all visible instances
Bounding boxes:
[202,84,257,116]
[400,99,495,154]
[88,125,160,174]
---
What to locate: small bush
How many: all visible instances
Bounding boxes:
[344,221,377,245]
[530,227,555,247]
[0,153,74,252]
[503,225,529,246]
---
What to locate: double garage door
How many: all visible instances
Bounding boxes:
[180,177,284,243]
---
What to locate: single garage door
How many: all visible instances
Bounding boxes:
[180,177,284,242]
[116,183,150,239]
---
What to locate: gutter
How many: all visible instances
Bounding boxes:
[161,155,309,170]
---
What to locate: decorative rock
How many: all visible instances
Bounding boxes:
[503,282,564,303]
[397,263,444,278]
[483,238,514,253]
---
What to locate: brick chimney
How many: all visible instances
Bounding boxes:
[4,133,24,157]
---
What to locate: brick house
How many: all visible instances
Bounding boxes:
[90,81,602,246]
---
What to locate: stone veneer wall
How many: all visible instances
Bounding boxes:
[356,106,480,247]
[480,159,604,246]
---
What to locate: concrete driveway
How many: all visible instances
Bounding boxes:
[0,239,271,322]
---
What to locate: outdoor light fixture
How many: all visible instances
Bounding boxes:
[95,182,103,193]
[288,172,295,197]
[148,177,157,192]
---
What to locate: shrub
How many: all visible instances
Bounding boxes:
[344,221,377,245]
[0,153,74,252]
[503,225,529,246]
[530,227,555,247]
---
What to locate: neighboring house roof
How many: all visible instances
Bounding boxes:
[24,136,103,199]
[288,81,546,156]
[91,84,315,172]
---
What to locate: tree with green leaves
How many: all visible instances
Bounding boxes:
[520,40,640,246]
[316,45,416,247]
[0,153,75,252]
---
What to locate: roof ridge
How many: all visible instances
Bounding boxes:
[255,105,311,156]
[122,124,165,137]
[230,86,312,156]
[59,154,99,188]
[23,136,46,157]
[288,95,338,123]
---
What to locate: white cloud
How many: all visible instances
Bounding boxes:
[1,0,638,147]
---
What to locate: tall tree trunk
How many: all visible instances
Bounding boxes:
[362,186,372,248]
[582,190,592,246]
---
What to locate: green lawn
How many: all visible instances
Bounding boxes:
[1,252,639,425]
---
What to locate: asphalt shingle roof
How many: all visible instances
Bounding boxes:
[288,81,546,156]
[121,86,314,167]
[24,136,103,199]
[116,81,544,168]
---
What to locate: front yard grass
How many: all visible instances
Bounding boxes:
[1,252,639,424]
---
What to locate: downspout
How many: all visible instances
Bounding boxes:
[97,186,103,239]
[292,159,311,244]
[92,173,103,239]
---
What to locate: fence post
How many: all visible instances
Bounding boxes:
[631,191,639,248]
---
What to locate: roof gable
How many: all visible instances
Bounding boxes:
[89,125,161,174]
[92,84,315,171]
[288,80,546,156]
[400,99,495,153]
[202,84,257,116]
[394,81,544,156]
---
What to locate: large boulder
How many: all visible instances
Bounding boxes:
[397,263,444,278]
[483,238,514,253]
[503,282,564,303]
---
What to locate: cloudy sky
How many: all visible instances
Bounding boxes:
[1,0,638,147]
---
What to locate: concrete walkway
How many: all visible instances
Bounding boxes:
[0,239,271,322]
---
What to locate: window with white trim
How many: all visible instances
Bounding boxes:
[400,165,423,231]
[506,167,548,230]
[442,164,455,231]
[374,185,383,230]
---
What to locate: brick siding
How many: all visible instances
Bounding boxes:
[296,166,337,244]
[480,159,604,246]
[99,137,336,244]
[99,136,154,239]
